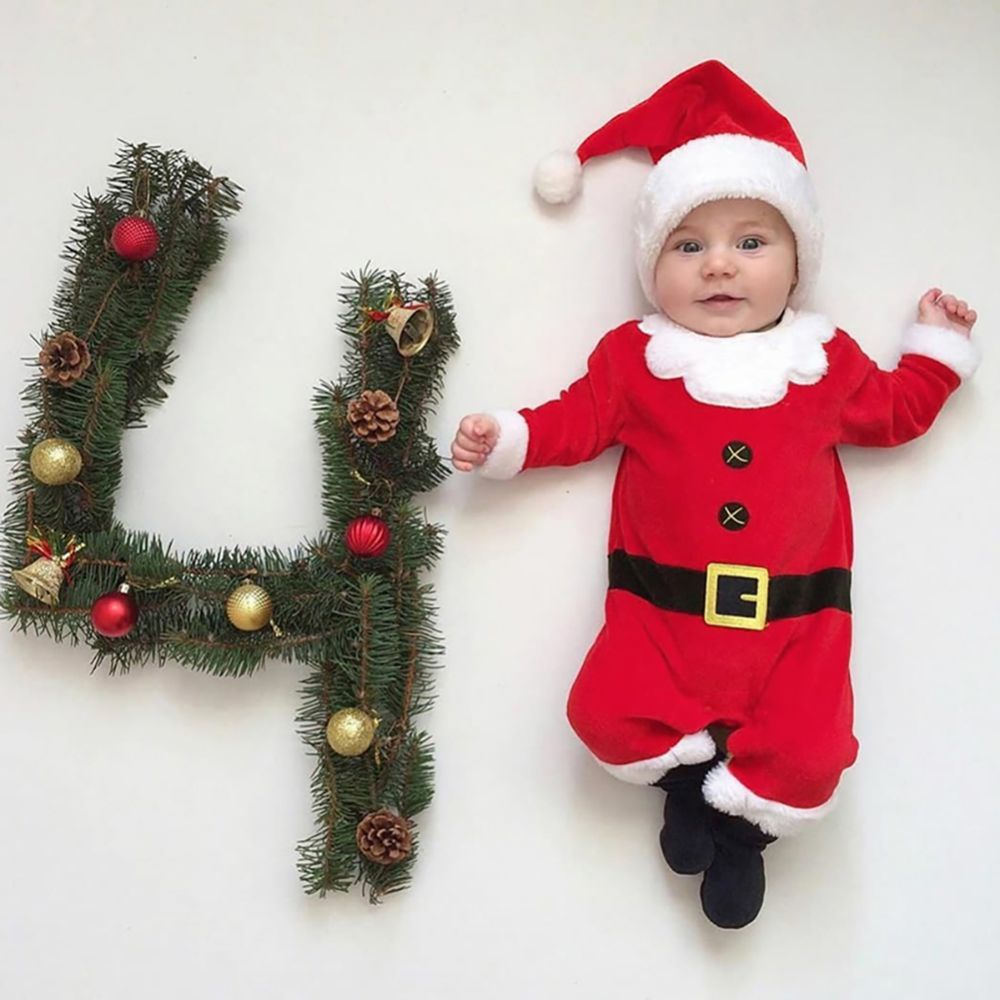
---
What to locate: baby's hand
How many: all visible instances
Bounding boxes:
[918,288,977,337]
[451,413,500,472]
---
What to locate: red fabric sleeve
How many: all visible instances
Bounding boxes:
[519,330,626,469]
[836,330,962,447]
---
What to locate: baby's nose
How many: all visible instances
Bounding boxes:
[702,251,736,277]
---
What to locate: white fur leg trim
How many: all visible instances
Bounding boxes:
[477,410,529,480]
[702,762,836,838]
[900,323,981,380]
[594,730,717,785]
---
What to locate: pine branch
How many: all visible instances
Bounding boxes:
[2,152,457,900]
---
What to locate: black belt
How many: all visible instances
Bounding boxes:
[608,550,851,631]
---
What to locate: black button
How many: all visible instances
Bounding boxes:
[722,441,752,468]
[719,502,749,531]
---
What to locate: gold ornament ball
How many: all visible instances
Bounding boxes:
[225,582,273,631]
[326,707,376,756]
[30,438,82,485]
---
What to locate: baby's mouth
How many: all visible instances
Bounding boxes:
[699,294,744,308]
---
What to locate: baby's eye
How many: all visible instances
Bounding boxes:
[738,237,763,250]
[678,241,702,253]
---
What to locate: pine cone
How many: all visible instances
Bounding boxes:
[356,809,412,865]
[347,389,400,444]
[39,332,92,386]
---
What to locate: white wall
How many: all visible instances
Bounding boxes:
[1,1,997,997]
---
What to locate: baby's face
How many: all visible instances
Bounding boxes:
[652,198,798,338]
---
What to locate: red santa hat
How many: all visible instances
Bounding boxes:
[534,60,822,309]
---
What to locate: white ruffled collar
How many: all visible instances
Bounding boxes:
[638,308,836,409]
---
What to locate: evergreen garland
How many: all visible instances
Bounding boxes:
[1,142,456,901]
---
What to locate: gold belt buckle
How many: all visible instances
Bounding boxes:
[704,562,769,631]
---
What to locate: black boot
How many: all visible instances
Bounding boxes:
[699,809,777,929]
[653,756,722,875]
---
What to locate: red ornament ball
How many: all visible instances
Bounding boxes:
[90,585,139,638]
[110,215,160,262]
[345,514,390,558]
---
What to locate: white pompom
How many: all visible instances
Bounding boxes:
[533,150,583,204]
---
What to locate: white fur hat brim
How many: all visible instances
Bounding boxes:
[634,133,822,310]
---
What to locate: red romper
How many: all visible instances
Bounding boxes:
[483,310,976,835]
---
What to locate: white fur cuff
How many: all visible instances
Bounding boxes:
[478,410,529,480]
[702,762,836,838]
[901,323,981,380]
[595,730,717,785]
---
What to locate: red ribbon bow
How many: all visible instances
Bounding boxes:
[27,535,82,584]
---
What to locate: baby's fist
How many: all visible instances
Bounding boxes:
[918,288,977,336]
[451,413,500,472]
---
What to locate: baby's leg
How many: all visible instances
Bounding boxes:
[566,596,717,784]
[703,610,858,837]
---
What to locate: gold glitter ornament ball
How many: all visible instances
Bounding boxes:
[225,581,273,631]
[326,707,377,756]
[30,438,82,485]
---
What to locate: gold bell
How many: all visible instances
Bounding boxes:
[12,556,66,606]
[385,305,434,357]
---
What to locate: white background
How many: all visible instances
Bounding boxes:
[1,2,997,997]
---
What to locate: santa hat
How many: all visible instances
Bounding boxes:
[534,60,822,309]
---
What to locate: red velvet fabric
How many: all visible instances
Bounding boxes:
[576,59,805,169]
[518,321,961,807]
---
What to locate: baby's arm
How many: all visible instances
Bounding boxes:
[837,288,980,447]
[450,328,627,478]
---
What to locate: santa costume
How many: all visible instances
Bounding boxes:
[478,61,979,927]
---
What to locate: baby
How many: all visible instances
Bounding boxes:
[450,61,979,928]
